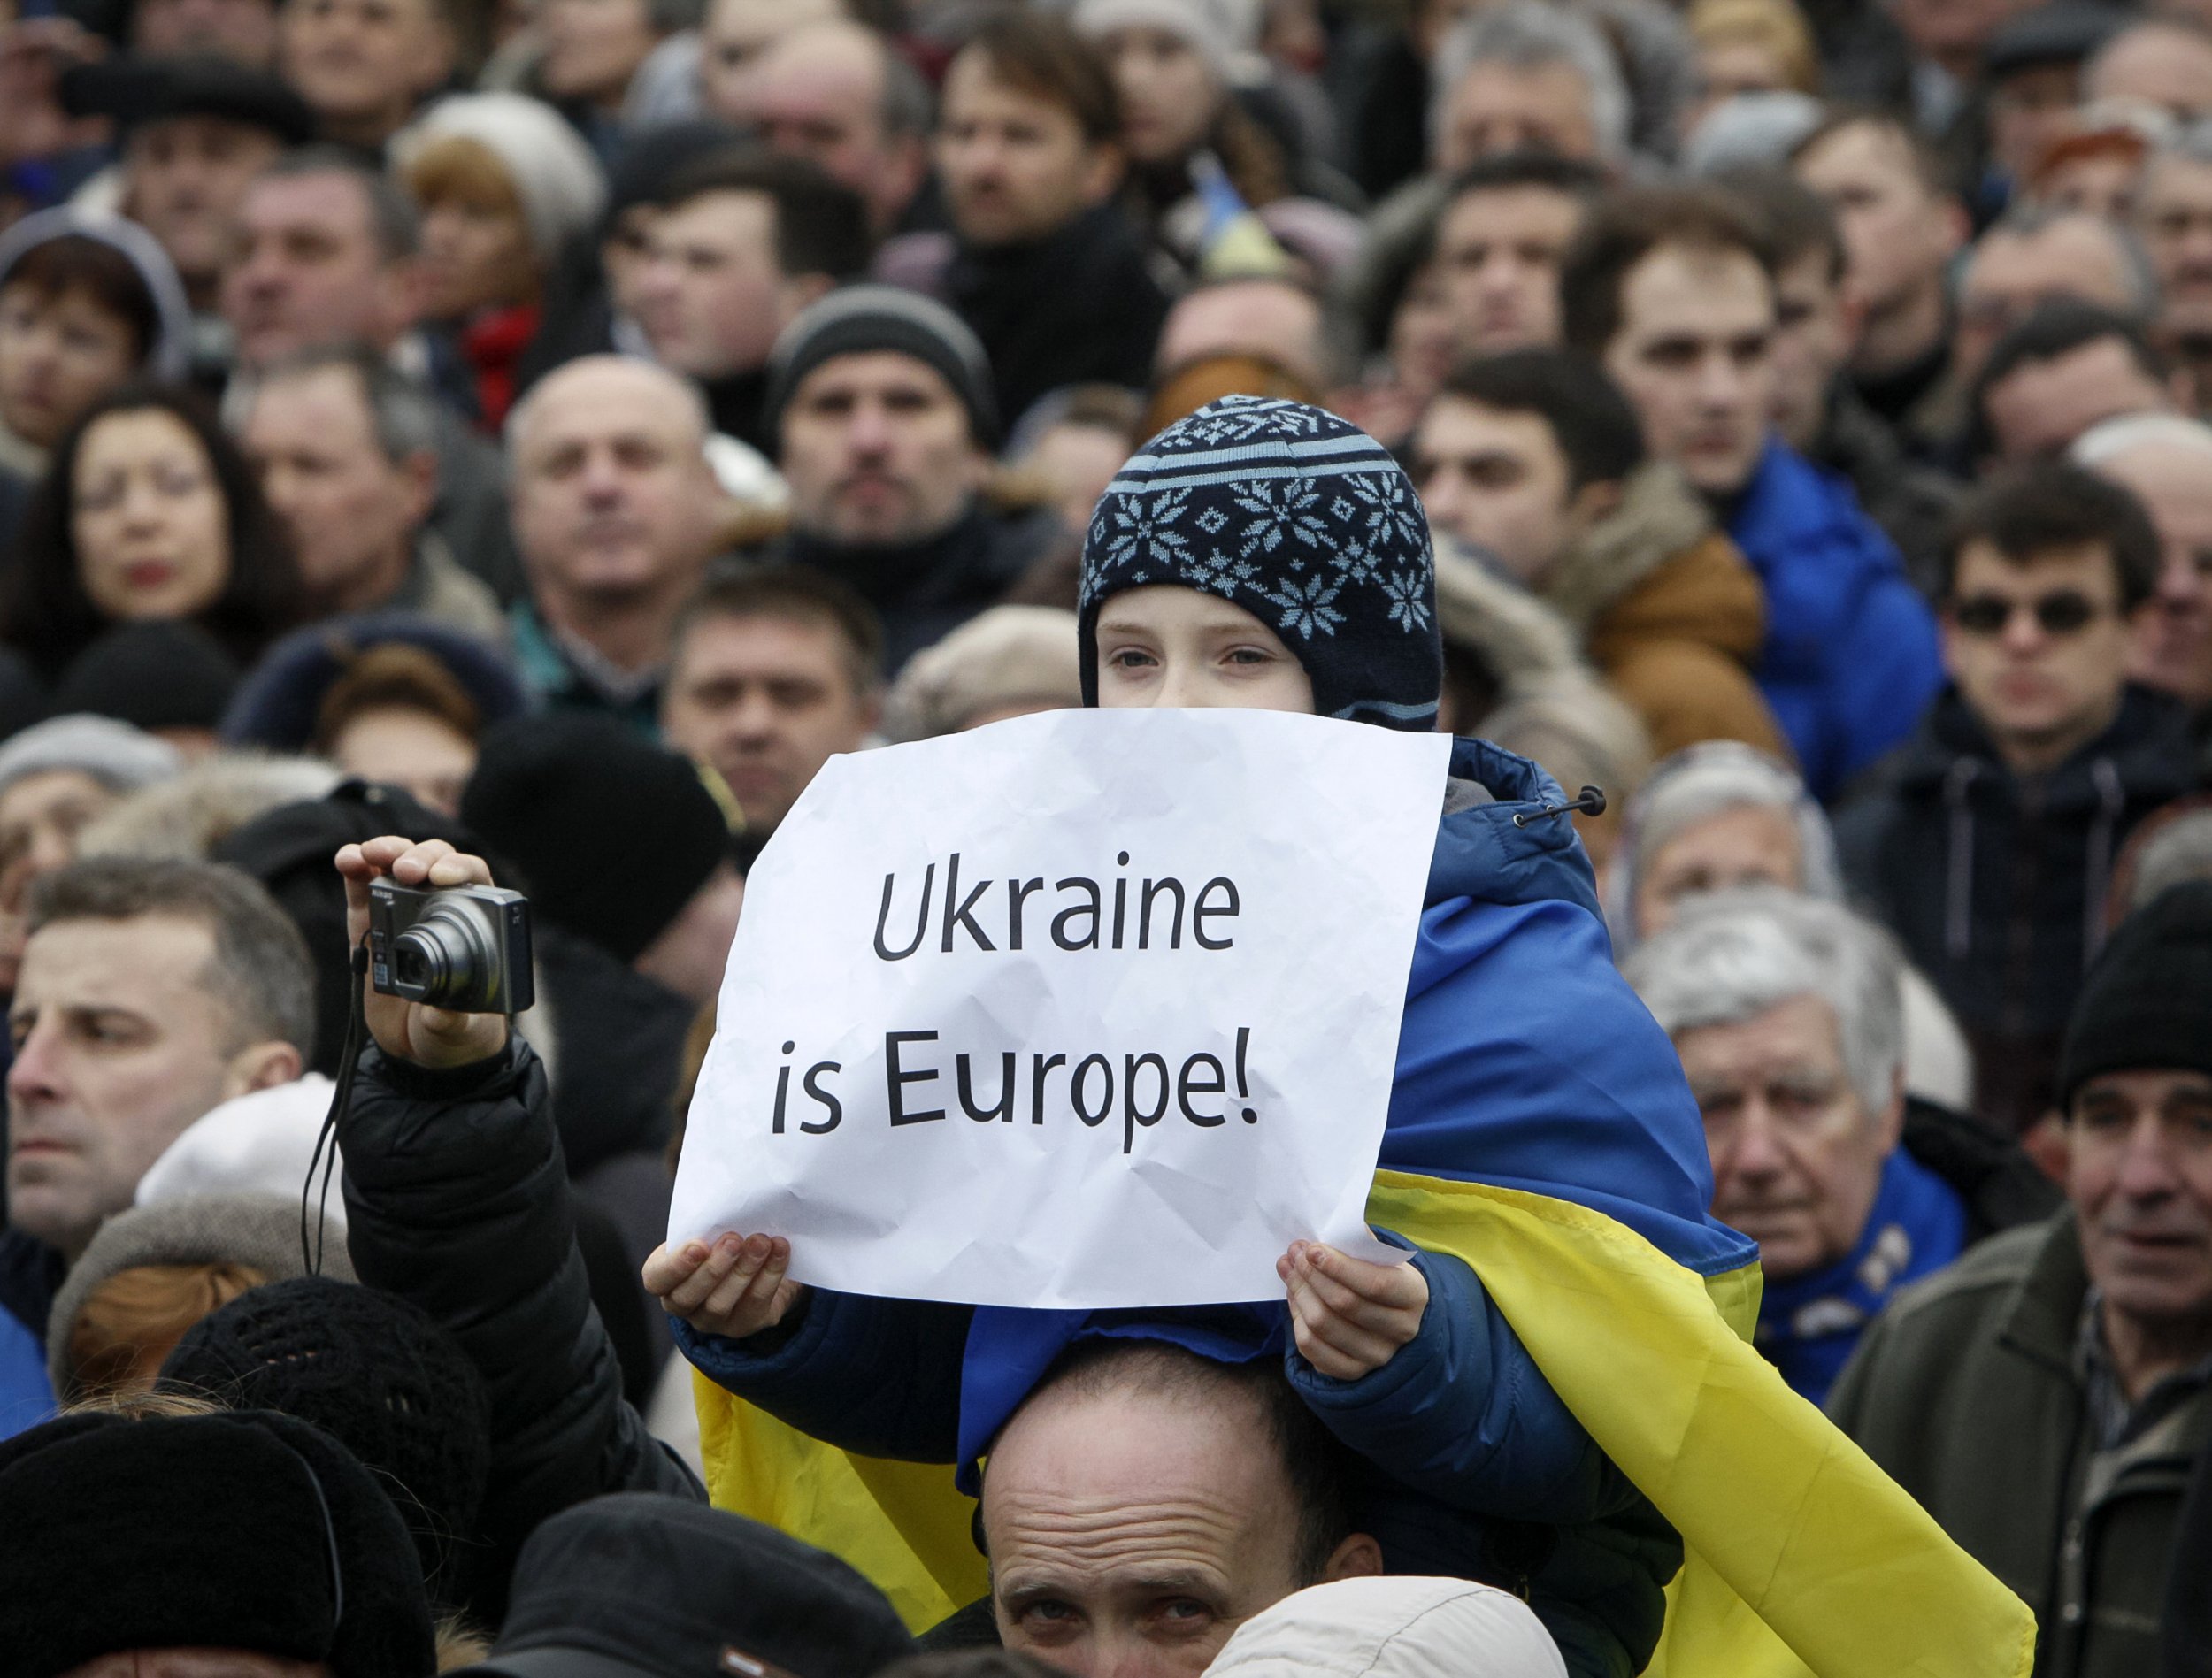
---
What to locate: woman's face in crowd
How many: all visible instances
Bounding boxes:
[0,282,140,450]
[71,408,232,624]
[1633,802,1804,937]
[1094,586,1317,715]
[1099,26,1218,165]
[418,186,539,319]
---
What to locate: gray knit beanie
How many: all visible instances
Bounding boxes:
[46,1190,354,1402]
[0,714,181,803]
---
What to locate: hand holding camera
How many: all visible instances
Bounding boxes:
[335,836,519,1070]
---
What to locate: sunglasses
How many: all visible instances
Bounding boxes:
[1947,590,2110,637]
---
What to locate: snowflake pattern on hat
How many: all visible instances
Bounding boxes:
[1077,395,1441,730]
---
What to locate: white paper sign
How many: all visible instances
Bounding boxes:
[670,707,1452,1310]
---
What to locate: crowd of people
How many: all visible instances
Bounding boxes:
[0,0,2205,1673]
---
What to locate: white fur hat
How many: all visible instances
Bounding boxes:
[392,92,609,264]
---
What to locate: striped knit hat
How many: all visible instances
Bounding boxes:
[1077,395,1442,729]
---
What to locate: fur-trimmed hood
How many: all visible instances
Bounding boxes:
[1433,541,1585,691]
[1542,463,1716,632]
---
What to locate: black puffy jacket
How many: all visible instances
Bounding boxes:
[340,1039,703,1625]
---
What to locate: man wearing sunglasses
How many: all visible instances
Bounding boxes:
[1837,464,2201,1138]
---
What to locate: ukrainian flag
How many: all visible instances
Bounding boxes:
[695,739,2035,1674]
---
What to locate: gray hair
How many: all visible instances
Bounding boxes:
[1430,3,1632,164]
[2122,804,2212,913]
[1624,886,1905,1117]
[1976,202,2161,320]
[1604,741,1843,952]
[257,146,421,263]
[257,343,441,465]
[27,855,318,1061]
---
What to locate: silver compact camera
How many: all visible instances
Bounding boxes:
[369,878,534,1015]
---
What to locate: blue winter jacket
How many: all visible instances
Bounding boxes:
[1725,438,1944,800]
[677,738,1755,1674]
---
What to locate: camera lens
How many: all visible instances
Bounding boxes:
[394,903,495,1008]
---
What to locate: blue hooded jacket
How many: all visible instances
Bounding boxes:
[1725,439,1944,800]
[675,739,1753,1669]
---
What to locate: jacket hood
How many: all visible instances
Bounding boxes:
[1433,542,1582,689]
[1886,684,2198,808]
[0,207,193,383]
[1543,462,1713,630]
[1431,735,1602,923]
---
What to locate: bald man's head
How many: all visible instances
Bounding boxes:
[980,1345,1379,1678]
[741,19,928,231]
[510,356,722,637]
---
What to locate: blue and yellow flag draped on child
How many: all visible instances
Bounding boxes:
[696,1168,2033,1675]
[694,731,2033,1674]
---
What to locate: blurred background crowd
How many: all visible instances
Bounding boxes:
[0,0,2207,1674]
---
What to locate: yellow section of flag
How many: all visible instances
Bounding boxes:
[1367,1170,2035,1678]
[694,1366,987,1631]
[696,1172,2038,1673]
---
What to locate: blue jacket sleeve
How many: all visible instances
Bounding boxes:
[1284,1234,1635,1523]
[673,1288,972,1463]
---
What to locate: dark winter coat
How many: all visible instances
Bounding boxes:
[1835,685,2199,1130]
[764,502,1059,675]
[340,1040,703,1623]
[1831,1214,2212,1678]
[878,203,1169,436]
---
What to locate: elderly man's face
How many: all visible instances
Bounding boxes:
[780,350,985,547]
[2088,23,2212,123]
[7,916,270,1260]
[983,1381,1359,1678]
[2068,1069,2212,1332]
[2139,152,2212,333]
[1982,337,2175,464]
[511,362,721,608]
[1601,241,1775,497]
[1633,803,1803,940]
[2090,439,2212,705]
[220,170,415,371]
[752,23,918,232]
[1675,992,1901,1280]
[1955,218,2138,386]
[0,770,124,995]
[1437,60,1600,172]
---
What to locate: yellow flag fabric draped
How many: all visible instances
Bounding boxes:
[696,1171,2038,1674]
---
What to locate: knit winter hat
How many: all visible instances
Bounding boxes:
[1203,1576,1566,1678]
[46,1189,355,1401]
[0,1406,434,1678]
[1071,0,1259,82]
[160,1275,492,1606]
[1077,395,1442,729]
[762,284,1000,448]
[0,712,180,801]
[461,712,733,964]
[52,619,242,733]
[2057,881,2212,1106]
[392,92,609,264]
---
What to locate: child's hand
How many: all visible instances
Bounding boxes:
[643,1232,804,1340]
[1279,1240,1429,1380]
